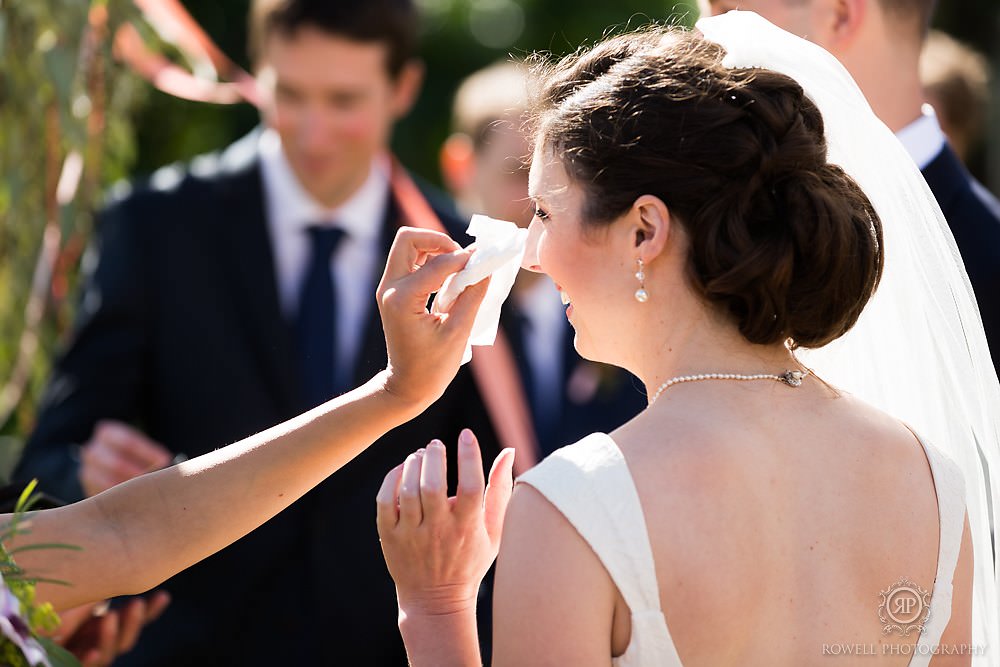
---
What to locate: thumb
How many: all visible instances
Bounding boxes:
[441,275,490,339]
[399,249,472,302]
[483,448,515,547]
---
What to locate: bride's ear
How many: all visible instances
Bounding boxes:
[630,194,672,263]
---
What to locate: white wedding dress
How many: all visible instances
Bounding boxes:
[518,432,967,667]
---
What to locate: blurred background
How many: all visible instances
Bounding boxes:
[1,0,999,471]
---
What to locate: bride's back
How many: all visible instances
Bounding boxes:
[613,382,968,666]
[507,22,973,667]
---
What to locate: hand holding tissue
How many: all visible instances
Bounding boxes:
[436,215,527,364]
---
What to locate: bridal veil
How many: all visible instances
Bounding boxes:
[699,10,1000,660]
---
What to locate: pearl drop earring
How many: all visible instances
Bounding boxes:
[634,258,649,303]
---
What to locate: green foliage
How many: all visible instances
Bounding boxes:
[0,0,145,447]
[0,480,82,666]
[0,639,32,667]
[36,638,83,667]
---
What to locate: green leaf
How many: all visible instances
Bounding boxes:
[11,576,74,588]
[42,45,75,104]
[36,638,82,667]
[7,543,83,556]
[14,479,37,514]
[0,526,32,544]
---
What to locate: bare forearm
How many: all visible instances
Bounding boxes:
[399,604,482,667]
[8,228,486,610]
[17,371,421,609]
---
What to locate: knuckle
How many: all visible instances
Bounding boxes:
[380,287,401,309]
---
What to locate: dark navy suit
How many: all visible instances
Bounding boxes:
[922,144,1000,376]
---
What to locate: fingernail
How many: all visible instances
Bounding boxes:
[459,429,473,447]
[429,439,444,449]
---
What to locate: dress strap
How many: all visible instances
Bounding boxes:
[517,433,662,614]
[909,431,967,663]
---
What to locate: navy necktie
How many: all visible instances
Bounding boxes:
[296,225,345,409]
[512,306,561,453]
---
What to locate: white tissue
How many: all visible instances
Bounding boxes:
[436,215,528,364]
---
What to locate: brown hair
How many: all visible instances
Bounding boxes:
[451,61,529,151]
[920,29,990,161]
[248,0,419,78]
[530,28,883,349]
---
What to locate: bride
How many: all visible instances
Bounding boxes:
[377,11,999,667]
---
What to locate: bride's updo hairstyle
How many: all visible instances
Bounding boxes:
[529,28,883,348]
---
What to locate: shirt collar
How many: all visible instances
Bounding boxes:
[515,277,564,329]
[258,128,389,243]
[896,104,947,171]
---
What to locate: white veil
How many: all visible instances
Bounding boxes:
[698,10,1000,659]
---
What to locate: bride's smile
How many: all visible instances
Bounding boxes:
[523,145,658,367]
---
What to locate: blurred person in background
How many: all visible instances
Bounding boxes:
[12,0,501,664]
[921,29,992,169]
[699,0,1000,377]
[440,60,647,661]
[441,61,646,459]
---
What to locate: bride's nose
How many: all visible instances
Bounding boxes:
[521,217,543,272]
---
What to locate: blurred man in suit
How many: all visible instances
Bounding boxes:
[699,0,1000,374]
[15,1,500,664]
[441,61,646,459]
[921,29,992,167]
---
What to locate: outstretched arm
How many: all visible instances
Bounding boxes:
[6,228,488,611]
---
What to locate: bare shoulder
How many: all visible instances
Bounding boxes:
[821,390,939,471]
[499,482,606,571]
[492,483,618,666]
[498,481,617,601]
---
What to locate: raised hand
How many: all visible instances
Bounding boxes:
[80,421,173,497]
[376,429,515,615]
[377,227,489,413]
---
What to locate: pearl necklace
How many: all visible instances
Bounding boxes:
[649,368,810,405]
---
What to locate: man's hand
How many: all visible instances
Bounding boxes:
[50,592,170,667]
[79,421,173,497]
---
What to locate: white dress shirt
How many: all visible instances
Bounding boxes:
[896,103,947,171]
[259,128,389,383]
[514,277,567,418]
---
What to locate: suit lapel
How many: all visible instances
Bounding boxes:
[215,158,301,416]
[921,145,965,216]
